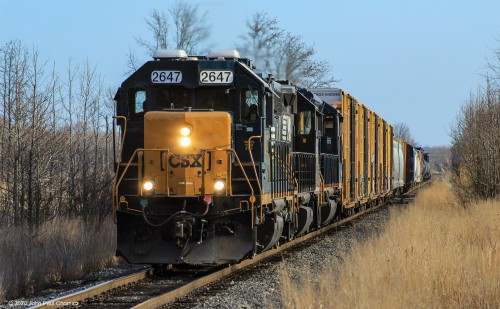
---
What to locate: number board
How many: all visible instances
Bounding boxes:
[200,70,234,84]
[151,71,182,84]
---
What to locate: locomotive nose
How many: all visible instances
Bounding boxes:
[141,111,232,196]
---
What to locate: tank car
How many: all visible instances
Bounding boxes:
[393,137,406,195]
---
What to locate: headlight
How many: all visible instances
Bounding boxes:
[180,127,191,136]
[143,181,154,191]
[180,136,191,147]
[214,180,225,191]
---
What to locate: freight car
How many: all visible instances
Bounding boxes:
[417,147,432,180]
[112,49,429,266]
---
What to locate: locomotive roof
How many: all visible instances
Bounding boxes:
[118,49,279,99]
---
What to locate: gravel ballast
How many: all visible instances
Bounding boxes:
[172,204,396,309]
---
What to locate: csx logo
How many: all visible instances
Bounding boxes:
[168,154,202,168]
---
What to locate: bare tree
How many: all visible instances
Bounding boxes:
[238,12,283,73]
[274,33,314,83]
[0,41,114,227]
[125,47,140,76]
[126,9,170,75]
[275,33,336,87]
[135,9,170,55]
[486,40,500,87]
[450,79,500,202]
[127,3,210,74]
[0,41,117,300]
[170,2,209,54]
[239,13,336,87]
[0,42,68,229]
[393,122,417,146]
[0,40,30,225]
[301,58,337,88]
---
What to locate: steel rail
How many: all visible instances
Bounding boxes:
[31,269,151,309]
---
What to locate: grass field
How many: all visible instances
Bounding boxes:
[281,180,500,308]
[0,217,116,301]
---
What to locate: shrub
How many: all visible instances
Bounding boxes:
[450,80,500,202]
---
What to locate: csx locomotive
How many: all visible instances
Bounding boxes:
[113,49,429,265]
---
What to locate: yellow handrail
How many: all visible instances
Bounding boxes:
[112,116,127,223]
[228,149,256,227]
[114,148,172,209]
[113,147,258,226]
[247,136,263,225]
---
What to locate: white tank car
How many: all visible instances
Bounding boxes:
[393,138,405,194]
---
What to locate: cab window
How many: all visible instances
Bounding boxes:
[128,89,146,117]
[297,111,312,134]
[241,90,259,122]
[196,89,229,110]
[155,87,190,109]
[135,91,146,113]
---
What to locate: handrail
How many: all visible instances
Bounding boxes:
[247,136,263,225]
[228,149,256,227]
[292,152,316,193]
[114,148,171,209]
[112,116,127,223]
[274,151,295,195]
[319,173,325,205]
[268,140,296,216]
[113,147,257,226]
[292,178,300,213]
[247,136,262,196]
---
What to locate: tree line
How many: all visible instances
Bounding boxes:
[0,41,114,231]
[450,47,500,202]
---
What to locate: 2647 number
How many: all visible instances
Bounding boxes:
[151,71,182,83]
[200,70,233,84]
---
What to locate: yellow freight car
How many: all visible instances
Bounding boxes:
[330,90,393,211]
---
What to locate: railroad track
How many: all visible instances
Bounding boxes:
[32,181,430,309]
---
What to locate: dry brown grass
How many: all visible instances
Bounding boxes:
[0,217,116,301]
[281,181,500,308]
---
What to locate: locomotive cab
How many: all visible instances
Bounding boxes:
[113,49,296,265]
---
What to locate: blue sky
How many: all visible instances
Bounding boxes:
[1,0,499,146]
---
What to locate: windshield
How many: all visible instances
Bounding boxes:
[155,87,190,109]
[153,87,229,110]
[196,88,230,110]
